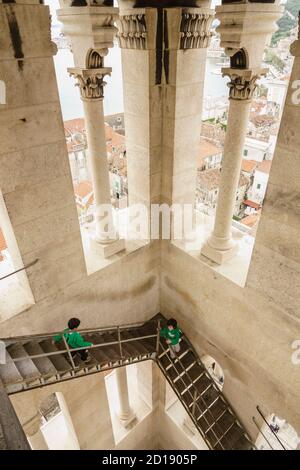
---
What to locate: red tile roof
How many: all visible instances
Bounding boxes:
[241,210,262,228]
[0,229,7,252]
[64,118,85,138]
[257,160,272,174]
[64,119,115,143]
[111,131,125,147]
[244,200,261,210]
[198,169,249,191]
[74,181,93,199]
[241,159,257,174]
[198,138,222,168]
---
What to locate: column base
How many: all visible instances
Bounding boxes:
[201,241,239,265]
[89,237,125,259]
[118,411,137,429]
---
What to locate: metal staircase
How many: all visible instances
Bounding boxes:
[0,313,255,450]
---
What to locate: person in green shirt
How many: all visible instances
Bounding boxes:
[159,318,182,359]
[53,318,93,363]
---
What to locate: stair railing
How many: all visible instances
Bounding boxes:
[158,339,228,449]
[117,326,123,359]
[1,320,152,342]
[1,321,160,367]
[62,335,76,370]
[156,319,161,355]
[255,406,286,450]
[179,330,254,449]
[157,334,254,450]
[252,416,274,450]
[0,315,257,450]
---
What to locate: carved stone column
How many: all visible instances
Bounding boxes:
[115,366,136,428]
[201,1,283,264]
[58,2,125,257]
[202,69,262,263]
[69,64,124,256]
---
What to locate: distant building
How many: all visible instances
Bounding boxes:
[240,209,262,236]
[196,169,249,217]
[243,199,261,216]
[243,137,272,162]
[249,160,272,204]
[105,113,125,132]
[64,117,128,206]
[202,96,228,121]
[109,152,128,199]
[201,121,226,146]
[198,138,223,171]
[73,181,94,215]
[241,159,257,178]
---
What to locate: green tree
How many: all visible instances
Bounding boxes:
[271,0,300,46]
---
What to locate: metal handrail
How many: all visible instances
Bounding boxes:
[0,313,256,450]
[0,258,39,281]
[5,332,158,364]
[256,406,286,450]
[158,339,228,450]
[180,330,254,449]
[252,416,274,450]
[157,339,219,450]
[62,335,76,370]
[0,318,159,343]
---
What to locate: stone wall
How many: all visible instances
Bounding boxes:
[0,2,160,336]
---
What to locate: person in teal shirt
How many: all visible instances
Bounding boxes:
[160,318,182,359]
[54,318,93,363]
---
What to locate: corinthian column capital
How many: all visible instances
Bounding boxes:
[116,10,147,50]
[222,67,267,101]
[68,67,111,101]
[116,6,214,51]
[180,8,214,50]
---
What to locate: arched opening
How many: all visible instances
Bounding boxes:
[0,190,35,322]
[46,0,131,275]
[30,392,80,450]
[230,48,248,69]
[191,0,296,286]
[255,413,300,450]
[86,49,104,69]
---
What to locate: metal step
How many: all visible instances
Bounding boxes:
[23,341,58,381]
[39,339,72,376]
[135,327,157,351]
[6,343,41,385]
[0,314,255,450]
[120,330,150,357]
[0,349,24,393]
[88,333,120,365]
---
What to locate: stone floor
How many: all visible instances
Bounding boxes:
[173,211,255,287]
